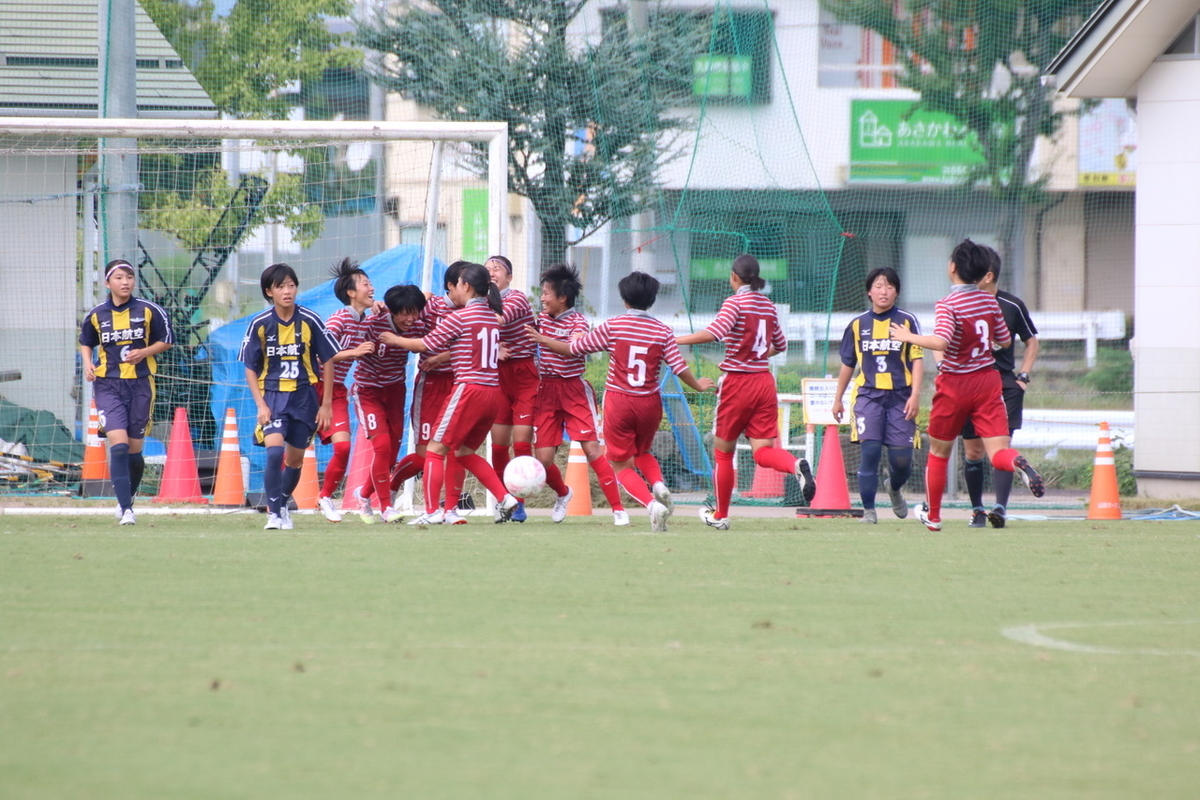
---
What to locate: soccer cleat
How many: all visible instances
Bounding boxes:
[317,496,342,523]
[969,508,988,528]
[651,481,674,514]
[612,509,630,527]
[354,486,375,524]
[795,458,817,505]
[119,508,136,526]
[648,500,670,532]
[264,513,283,530]
[407,509,444,526]
[279,506,294,530]
[699,507,731,531]
[1014,455,1045,498]
[511,500,527,523]
[114,504,124,521]
[494,494,519,524]
[381,507,405,524]
[551,487,573,523]
[860,508,877,524]
[988,505,1007,529]
[441,509,469,525]
[888,485,908,519]
[915,502,942,532]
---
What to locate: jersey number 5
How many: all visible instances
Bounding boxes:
[627,346,650,387]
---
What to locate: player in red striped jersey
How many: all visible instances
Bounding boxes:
[315,258,376,523]
[351,284,426,524]
[528,271,714,531]
[380,262,519,525]
[676,255,816,530]
[527,264,629,525]
[486,255,537,522]
[888,239,1044,531]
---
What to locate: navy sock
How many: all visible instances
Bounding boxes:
[110,443,132,512]
[129,451,145,498]
[887,447,913,491]
[857,440,883,510]
[282,465,302,503]
[265,446,285,515]
[963,458,986,510]
[993,468,1014,509]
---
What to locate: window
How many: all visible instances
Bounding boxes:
[818,9,901,89]
[1162,15,1199,57]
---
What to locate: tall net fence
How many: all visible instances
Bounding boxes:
[0,0,1138,506]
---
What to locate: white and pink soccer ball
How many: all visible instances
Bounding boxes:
[503,455,546,497]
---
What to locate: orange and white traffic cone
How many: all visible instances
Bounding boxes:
[292,444,320,511]
[565,441,593,516]
[806,425,851,513]
[211,408,246,507]
[80,399,112,497]
[1088,421,1122,521]
[154,407,207,504]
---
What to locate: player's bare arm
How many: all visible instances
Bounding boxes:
[831,363,854,423]
[678,368,715,393]
[889,323,948,352]
[245,367,272,426]
[377,331,426,352]
[330,341,374,363]
[122,339,171,366]
[904,357,925,421]
[316,361,336,431]
[523,325,573,356]
[677,330,717,346]
[80,345,95,382]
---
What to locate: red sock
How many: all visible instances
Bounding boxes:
[391,453,424,491]
[754,445,797,474]
[371,434,397,509]
[991,448,1018,472]
[321,440,351,498]
[423,452,445,514]
[491,445,510,483]
[589,456,624,511]
[458,453,509,499]
[925,453,949,521]
[443,454,464,512]
[634,453,664,487]
[713,449,735,519]
[513,441,533,459]
[617,467,653,508]
[544,461,569,496]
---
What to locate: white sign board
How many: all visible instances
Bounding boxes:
[802,378,852,427]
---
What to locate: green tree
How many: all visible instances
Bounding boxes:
[821,1,1101,261]
[357,0,699,267]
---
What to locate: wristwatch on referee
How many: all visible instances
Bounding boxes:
[1016,372,1031,383]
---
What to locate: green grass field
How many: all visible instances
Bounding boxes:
[2,511,1198,799]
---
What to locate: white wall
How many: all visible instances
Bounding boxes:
[0,151,77,429]
[1132,58,1200,492]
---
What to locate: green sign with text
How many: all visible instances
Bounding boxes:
[849,100,984,184]
[461,188,488,263]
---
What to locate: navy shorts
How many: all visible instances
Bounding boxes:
[255,389,318,449]
[92,376,153,439]
[851,387,917,448]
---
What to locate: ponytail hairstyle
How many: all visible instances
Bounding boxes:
[731,254,766,291]
[459,262,503,314]
[329,257,367,305]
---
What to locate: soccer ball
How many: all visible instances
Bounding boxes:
[503,455,546,497]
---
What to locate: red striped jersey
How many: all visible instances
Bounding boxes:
[534,308,589,379]
[420,295,456,375]
[421,297,500,386]
[499,288,537,360]
[353,313,412,388]
[933,284,1012,375]
[240,305,339,392]
[79,296,173,379]
[569,310,688,396]
[324,306,369,384]
[704,287,787,373]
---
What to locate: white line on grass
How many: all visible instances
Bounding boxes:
[1002,620,1200,657]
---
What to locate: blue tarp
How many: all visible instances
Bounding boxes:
[207,245,444,491]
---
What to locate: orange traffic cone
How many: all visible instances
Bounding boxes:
[743,436,786,498]
[292,444,320,510]
[806,425,851,511]
[212,408,246,507]
[1088,421,1122,520]
[565,441,593,516]
[154,407,207,504]
[80,399,112,497]
[340,427,374,511]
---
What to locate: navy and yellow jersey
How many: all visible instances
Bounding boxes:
[838,306,924,392]
[79,297,173,379]
[239,305,339,393]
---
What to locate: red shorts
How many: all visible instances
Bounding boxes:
[411,371,455,446]
[534,376,601,449]
[927,367,1009,442]
[496,357,538,427]
[314,381,350,444]
[354,382,407,442]
[713,371,780,442]
[602,391,662,463]
[433,383,502,451]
